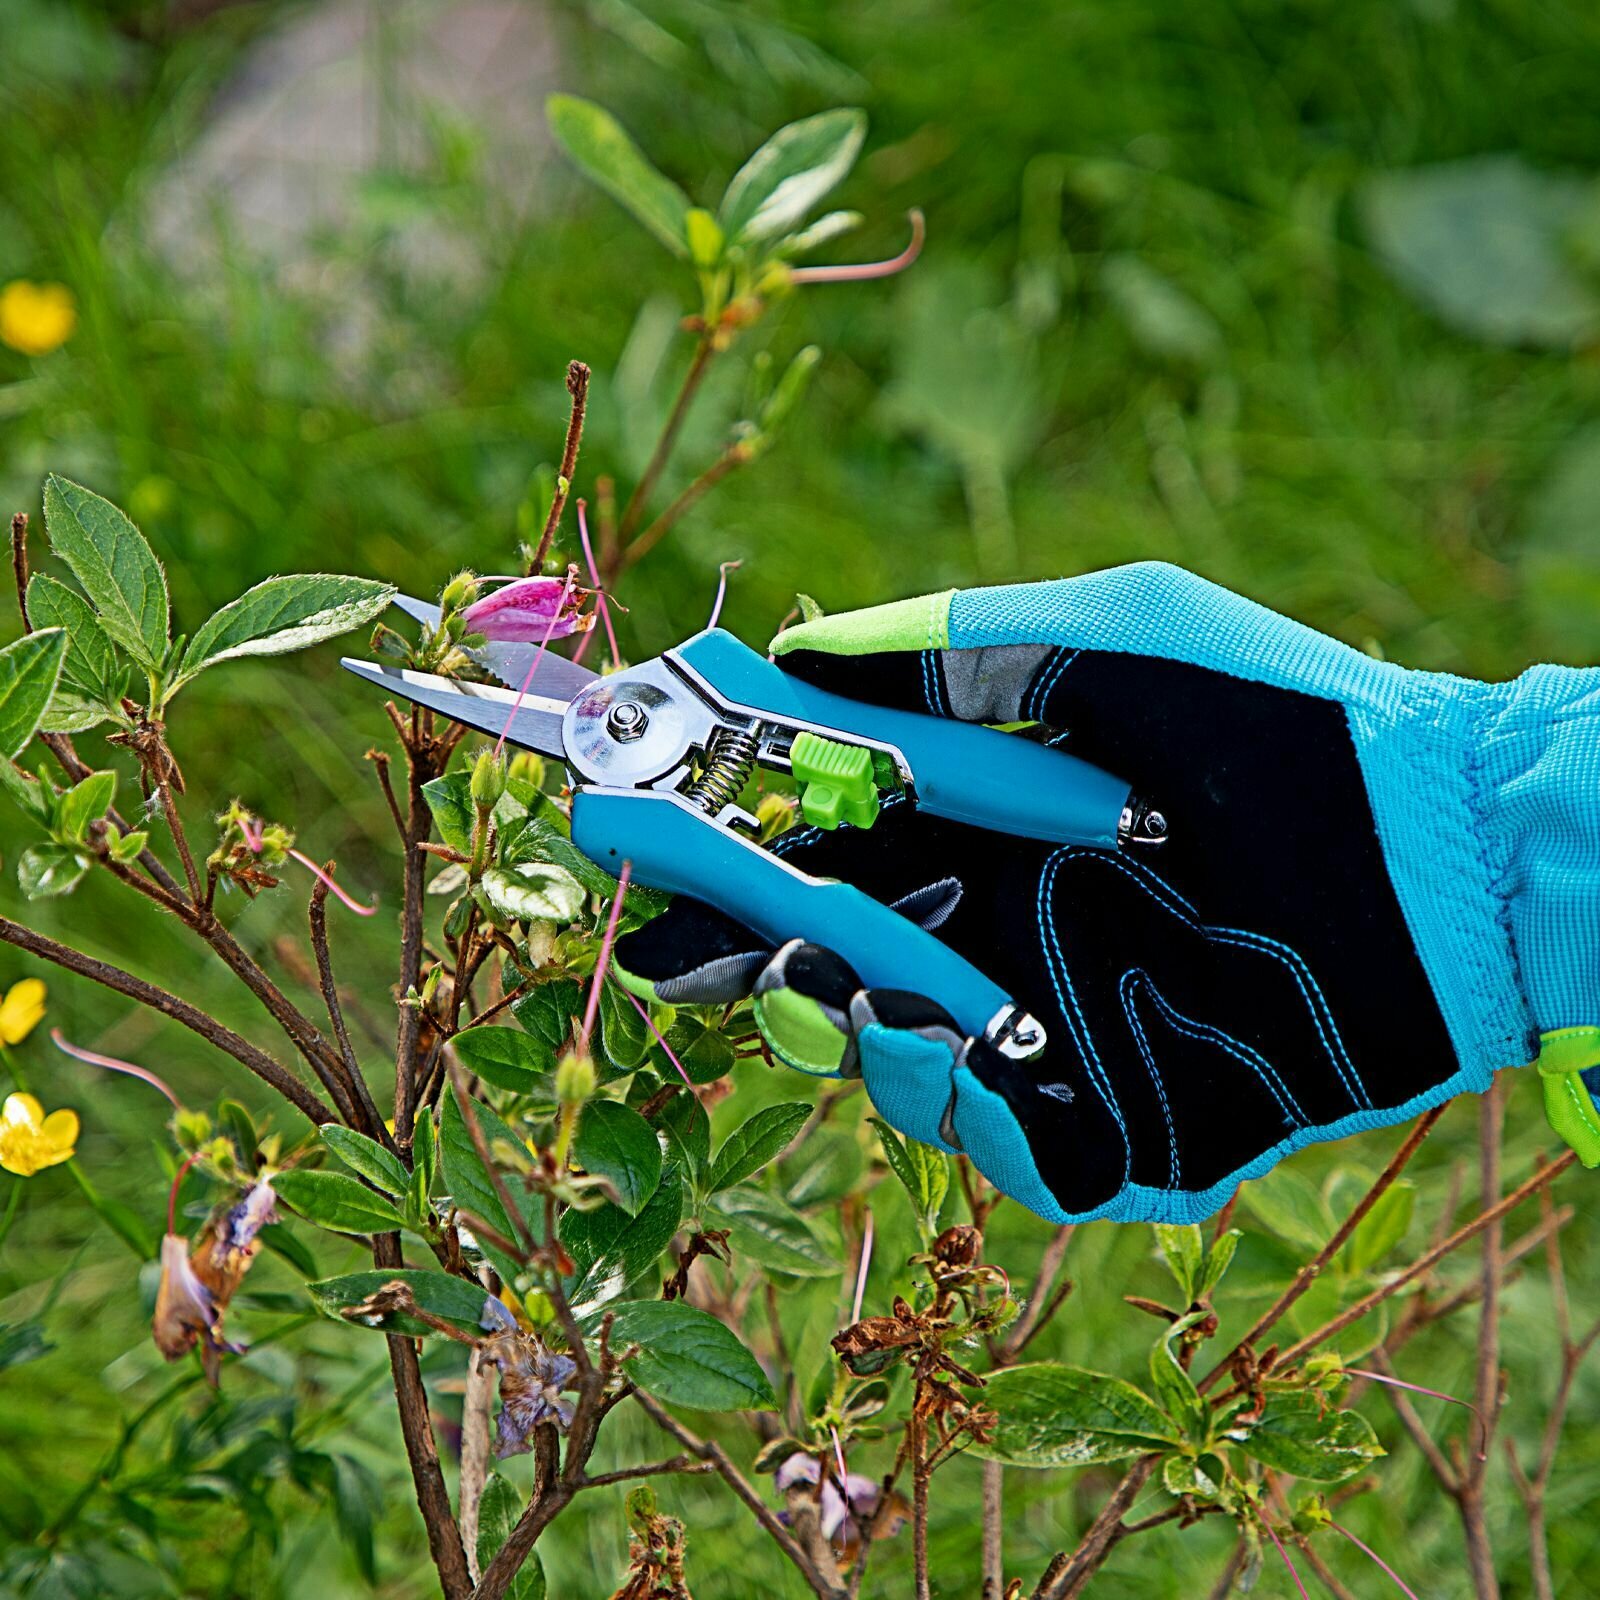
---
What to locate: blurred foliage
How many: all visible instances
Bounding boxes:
[2,0,1600,1596]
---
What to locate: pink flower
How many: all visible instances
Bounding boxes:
[152,1233,243,1386]
[461,576,593,645]
[775,1452,905,1550]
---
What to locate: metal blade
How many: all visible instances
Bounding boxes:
[387,592,600,703]
[340,658,570,759]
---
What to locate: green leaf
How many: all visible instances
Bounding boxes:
[482,862,586,924]
[870,1118,948,1234]
[1343,1181,1415,1276]
[1149,1312,1209,1447]
[589,1299,776,1410]
[41,690,114,734]
[780,209,862,258]
[513,979,582,1050]
[574,1098,662,1216]
[708,1185,839,1278]
[561,1164,683,1314]
[1232,1392,1384,1483]
[971,1364,1179,1469]
[320,1127,410,1197]
[650,1093,709,1190]
[1243,1167,1330,1255]
[411,1107,438,1217]
[423,771,475,855]
[0,1320,53,1372]
[440,1091,526,1242]
[258,1220,318,1277]
[452,1025,556,1096]
[709,1103,810,1194]
[55,770,115,844]
[18,843,90,898]
[1153,1224,1204,1305]
[273,1170,408,1235]
[781,1126,863,1209]
[42,476,169,669]
[546,95,691,257]
[329,1454,382,1584]
[1198,1229,1242,1299]
[1361,155,1600,349]
[1162,1453,1222,1500]
[503,815,632,903]
[477,1474,546,1599]
[178,574,396,685]
[309,1268,493,1338]
[599,980,651,1074]
[655,1012,736,1085]
[0,628,67,759]
[26,575,119,703]
[719,108,867,244]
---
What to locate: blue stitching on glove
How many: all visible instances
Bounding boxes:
[1125,969,1306,1128]
[1117,971,1181,1187]
[1027,646,1080,721]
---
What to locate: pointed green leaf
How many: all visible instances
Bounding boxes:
[599,980,651,1074]
[1198,1229,1242,1299]
[971,1363,1179,1469]
[41,690,114,734]
[55,769,116,845]
[1343,1180,1415,1275]
[0,628,66,759]
[18,843,90,898]
[273,1170,408,1235]
[178,574,396,684]
[309,1268,493,1338]
[320,1127,410,1197]
[587,1299,776,1410]
[654,1011,736,1085]
[26,575,119,703]
[561,1163,683,1314]
[42,476,169,669]
[452,1025,556,1096]
[709,1102,810,1194]
[482,862,586,925]
[440,1091,527,1242]
[1232,1391,1385,1483]
[719,109,866,244]
[477,1474,546,1599]
[708,1185,839,1278]
[1153,1224,1204,1304]
[1149,1312,1209,1446]
[574,1098,662,1216]
[870,1117,948,1234]
[547,95,691,257]
[513,978,582,1051]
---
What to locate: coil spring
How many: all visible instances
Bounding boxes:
[686,725,760,813]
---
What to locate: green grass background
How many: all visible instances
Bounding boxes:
[2,0,1599,1594]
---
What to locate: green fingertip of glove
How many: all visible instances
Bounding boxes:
[1535,1027,1600,1168]
[769,589,955,658]
[753,985,849,1077]
[608,958,664,1006]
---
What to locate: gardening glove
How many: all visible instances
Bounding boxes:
[613,563,1600,1225]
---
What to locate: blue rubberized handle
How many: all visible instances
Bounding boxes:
[573,789,1012,1038]
[676,630,1130,846]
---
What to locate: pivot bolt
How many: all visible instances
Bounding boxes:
[606,701,649,742]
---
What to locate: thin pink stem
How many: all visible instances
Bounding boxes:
[1260,1519,1311,1600]
[237,814,264,852]
[494,567,577,761]
[622,987,692,1088]
[829,1424,848,1487]
[1348,1368,1488,1460]
[707,560,741,631]
[1329,1523,1422,1600]
[51,1029,183,1112]
[579,863,632,1048]
[851,1207,874,1324]
[788,210,925,284]
[286,850,378,916]
[576,500,619,668]
[168,1151,200,1236]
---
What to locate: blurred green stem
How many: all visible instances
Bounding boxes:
[0,1180,22,1253]
[615,334,717,554]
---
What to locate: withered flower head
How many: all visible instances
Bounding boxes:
[775,1452,909,1560]
[478,1295,577,1456]
[153,1233,243,1386]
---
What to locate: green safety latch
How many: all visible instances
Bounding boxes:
[791,731,881,831]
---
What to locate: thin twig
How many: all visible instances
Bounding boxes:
[530,360,590,571]
[308,875,389,1143]
[578,1457,713,1489]
[620,441,753,572]
[0,914,330,1123]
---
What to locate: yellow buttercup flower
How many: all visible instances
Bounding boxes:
[0,280,77,357]
[0,1091,78,1176]
[0,979,46,1045]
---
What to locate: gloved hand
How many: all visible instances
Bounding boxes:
[613,564,1600,1224]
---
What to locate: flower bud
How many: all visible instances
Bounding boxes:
[471,748,507,810]
[439,570,478,613]
[555,1051,597,1106]
[460,574,590,645]
[508,751,545,789]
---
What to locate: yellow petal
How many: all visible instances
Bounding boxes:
[1,1092,44,1131]
[0,977,47,1044]
[40,1108,79,1155]
[0,281,77,357]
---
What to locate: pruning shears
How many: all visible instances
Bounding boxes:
[342,597,1167,1063]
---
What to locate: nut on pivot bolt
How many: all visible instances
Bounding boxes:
[606,701,649,742]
